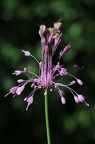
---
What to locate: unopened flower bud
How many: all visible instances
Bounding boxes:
[77,79,83,85]
[59,42,73,58]
[39,25,46,36]
[53,33,60,39]
[61,96,66,104]
[54,22,62,29]
[49,27,56,33]
[22,50,31,56]
[17,79,25,83]
[24,67,28,73]
[69,80,76,85]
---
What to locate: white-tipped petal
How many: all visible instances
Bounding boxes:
[24,96,33,110]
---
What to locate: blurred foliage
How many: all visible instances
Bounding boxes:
[0,0,95,144]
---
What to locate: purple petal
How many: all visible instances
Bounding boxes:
[10,86,18,94]
[77,79,83,85]
[12,70,22,76]
[74,96,80,103]
[24,96,33,110]
[63,42,72,54]
[4,86,18,97]
[69,80,76,85]
[61,97,66,104]
[16,85,25,95]
[60,68,68,76]
[78,94,85,102]
[24,67,28,73]
[17,79,25,83]
[59,42,72,58]
[48,35,53,43]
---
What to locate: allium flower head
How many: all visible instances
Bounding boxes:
[5,22,89,110]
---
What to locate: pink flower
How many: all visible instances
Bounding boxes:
[24,96,33,110]
[77,79,83,85]
[12,70,22,76]
[17,79,25,83]
[61,97,66,104]
[69,81,76,85]
[5,22,89,109]
[78,94,85,102]
[74,96,80,103]
[60,68,68,76]
[16,85,25,95]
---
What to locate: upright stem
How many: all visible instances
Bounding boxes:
[44,89,51,144]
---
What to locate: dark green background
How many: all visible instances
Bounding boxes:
[0,0,95,144]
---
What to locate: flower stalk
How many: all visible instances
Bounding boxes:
[5,21,89,144]
[44,89,51,144]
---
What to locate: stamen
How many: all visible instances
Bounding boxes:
[84,102,89,106]
[28,71,39,77]
[30,54,39,64]
[67,73,83,85]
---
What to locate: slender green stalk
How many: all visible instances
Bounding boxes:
[44,89,51,144]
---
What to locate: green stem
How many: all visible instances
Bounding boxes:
[44,89,51,144]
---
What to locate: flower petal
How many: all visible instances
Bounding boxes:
[24,96,33,110]
[77,79,83,85]
[12,70,22,76]
[74,96,80,103]
[78,94,85,102]
[16,85,25,95]
[61,97,66,104]
[17,79,25,83]
[10,86,18,94]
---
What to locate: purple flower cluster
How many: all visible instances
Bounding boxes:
[5,22,89,110]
